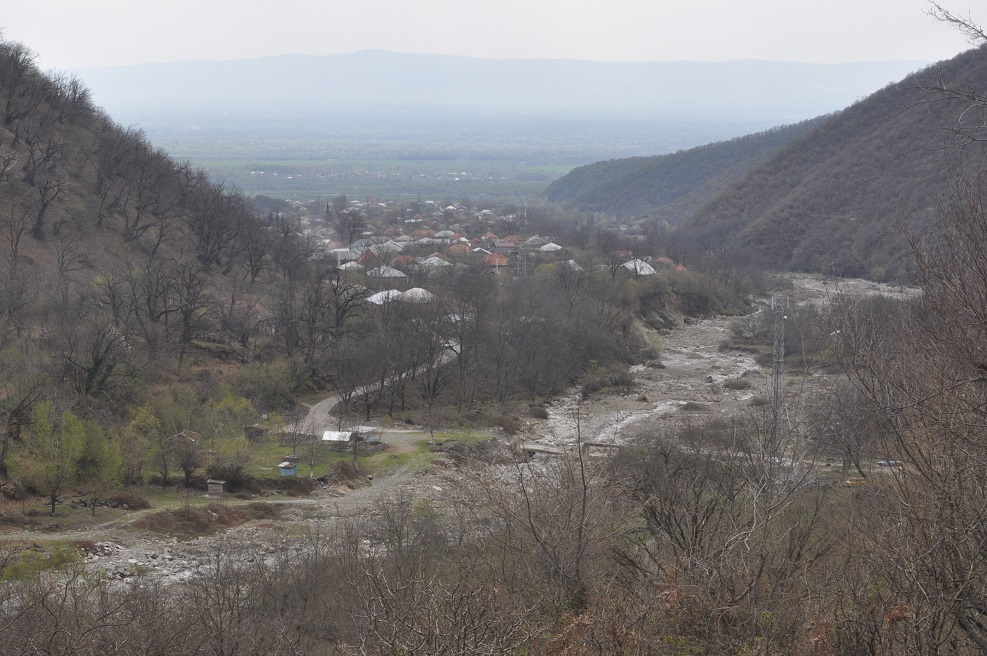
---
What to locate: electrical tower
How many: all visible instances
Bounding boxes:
[769,295,787,451]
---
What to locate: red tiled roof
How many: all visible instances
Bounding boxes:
[484,253,510,267]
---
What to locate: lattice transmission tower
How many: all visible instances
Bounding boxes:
[769,295,787,451]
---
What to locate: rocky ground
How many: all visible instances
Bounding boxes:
[529,273,914,451]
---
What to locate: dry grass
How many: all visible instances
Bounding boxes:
[104,492,151,509]
[135,502,281,537]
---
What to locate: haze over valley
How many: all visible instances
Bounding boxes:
[75,52,928,200]
[4,2,987,653]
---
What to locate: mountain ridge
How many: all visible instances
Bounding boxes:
[548,46,987,281]
[675,47,987,280]
[543,117,827,222]
[75,50,927,121]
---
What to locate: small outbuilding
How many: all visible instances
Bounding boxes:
[206,479,226,498]
[322,430,354,444]
[278,462,297,478]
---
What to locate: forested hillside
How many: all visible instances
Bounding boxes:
[550,46,987,281]
[676,45,987,280]
[544,117,824,221]
[0,38,275,413]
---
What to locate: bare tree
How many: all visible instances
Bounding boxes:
[20,116,68,238]
[174,431,203,486]
[832,170,987,651]
[463,410,622,613]
[0,366,45,477]
[61,315,137,400]
[327,197,367,245]
[918,4,987,143]
[595,228,629,281]
[173,254,212,346]
[185,544,259,656]
[45,70,93,125]
[0,40,41,126]
[90,123,139,228]
[119,144,176,243]
[0,131,17,184]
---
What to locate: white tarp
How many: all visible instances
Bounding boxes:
[622,259,657,276]
[367,265,407,278]
[367,289,403,304]
[399,287,437,303]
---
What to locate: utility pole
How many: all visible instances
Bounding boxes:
[769,295,787,453]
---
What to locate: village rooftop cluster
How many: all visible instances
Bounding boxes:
[278,197,687,304]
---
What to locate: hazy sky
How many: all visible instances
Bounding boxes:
[3,0,978,69]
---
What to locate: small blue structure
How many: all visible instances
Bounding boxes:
[278,461,297,477]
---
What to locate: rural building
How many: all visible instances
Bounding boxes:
[206,479,226,497]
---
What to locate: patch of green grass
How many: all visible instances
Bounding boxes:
[244,437,353,481]
[1,541,81,581]
[140,486,218,510]
[361,441,434,474]
[6,496,138,532]
[431,428,492,443]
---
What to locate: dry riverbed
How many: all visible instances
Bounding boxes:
[3,274,917,583]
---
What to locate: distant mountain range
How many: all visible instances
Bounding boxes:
[76,50,926,122]
[548,46,987,281]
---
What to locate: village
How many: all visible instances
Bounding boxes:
[292,196,684,283]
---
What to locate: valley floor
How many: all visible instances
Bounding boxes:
[2,274,917,584]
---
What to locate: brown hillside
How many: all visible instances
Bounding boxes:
[679,46,987,281]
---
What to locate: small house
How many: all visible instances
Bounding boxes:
[484,252,510,273]
[206,479,226,497]
[278,461,297,477]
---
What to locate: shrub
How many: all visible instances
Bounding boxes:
[332,460,363,481]
[233,357,308,412]
[269,478,317,496]
[135,503,281,537]
[2,542,80,581]
[105,492,151,509]
[493,413,521,435]
[723,378,752,391]
[580,365,635,398]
